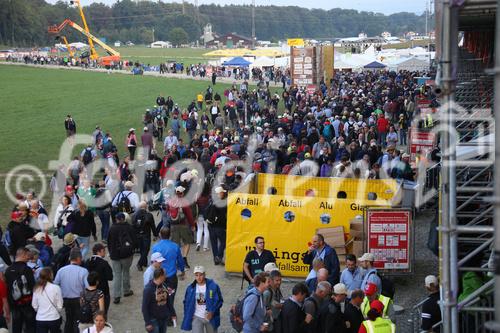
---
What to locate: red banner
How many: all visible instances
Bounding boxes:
[366,210,412,271]
[409,129,435,162]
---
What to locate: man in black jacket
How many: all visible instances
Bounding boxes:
[281,282,309,333]
[51,232,79,274]
[344,289,364,333]
[5,247,35,333]
[7,211,35,256]
[133,201,159,271]
[206,186,227,265]
[108,212,137,304]
[85,243,113,314]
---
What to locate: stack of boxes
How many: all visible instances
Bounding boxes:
[349,216,365,257]
[317,226,347,269]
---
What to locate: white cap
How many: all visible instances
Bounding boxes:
[359,253,375,262]
[176,186,186,193]
[129,128,135,132]
[150,252,165,263]
[144,126,148,131]
[34,232,46,242]
[425,275,438,287]
[194,266,206,274]
[264,262,279,272]
[333,283,348,295]
[214,186,227,194]
[402,153,410,159]
[166,180,175,186]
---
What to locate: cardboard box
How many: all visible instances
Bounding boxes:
[350,218,363,231]
[352,240,364,257]
[317,226,345,247]
[334,246,347,255]
[350,228,365,240]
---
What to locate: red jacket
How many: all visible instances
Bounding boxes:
[377,117,389,133]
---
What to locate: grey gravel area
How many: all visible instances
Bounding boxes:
[44,207,437,333]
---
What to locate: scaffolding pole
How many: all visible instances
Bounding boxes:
[439,1,458,332]
[493,0,500,329]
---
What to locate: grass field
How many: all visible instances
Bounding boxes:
[111,46,216,65]
[0,65,235,218]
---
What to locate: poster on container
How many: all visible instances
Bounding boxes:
[409,129,436,162]
[366,209,413,273]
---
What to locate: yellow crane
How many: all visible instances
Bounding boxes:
[48,0,120,66]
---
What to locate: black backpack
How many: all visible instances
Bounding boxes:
[132,210,147,232]
[118,227,135,258]
[79,290,99,324]
[230,292,259,332]
[367,271,395,299]
[7,265,32,305]
[82,148,93,165]
[116,192,133,213]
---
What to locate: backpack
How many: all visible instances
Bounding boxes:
[7,266,32,305]
[79,290,100,324]
[156,115,164,127]
[116,192,133,214]
[118,226,135,258]
[132,210,147,231]
[3,230,11,248]
[230,292,259,332]
[82,148,93,166]
[168,206,185,225]
[367,271,395,299]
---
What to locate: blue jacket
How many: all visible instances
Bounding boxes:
[242,287,266,333]
[303,244,340,285]
[151,240,185,278]
[181,278,223,331]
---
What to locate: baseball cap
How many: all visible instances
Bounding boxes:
[144,126,148,131]
[194,266,206,274]
[175,186,186,193]
[65,185,74,192]
[10,211,22,220]
[370,299,385,315]
[150,252,165,263]
[166,180,175,186]
[402,153,410,159]
[264,262,279,272]
[364,282,378,296]
[425,275,438,287]
[359,253,375,262]
[214,186,227,194]
[129,128,135,132]
[333,283,348,295]
[34,232,46,242]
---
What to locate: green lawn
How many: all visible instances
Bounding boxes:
[0,65,233,218]
[114,46,217,65]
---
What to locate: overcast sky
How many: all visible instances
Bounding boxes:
[46,0,429,15]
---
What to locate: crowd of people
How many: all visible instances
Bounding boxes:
[1,68,442,333]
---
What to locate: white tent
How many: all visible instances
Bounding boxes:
[387,57,430,72]
[251,56,275,67]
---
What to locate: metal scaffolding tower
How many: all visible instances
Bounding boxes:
[435,0,497,332]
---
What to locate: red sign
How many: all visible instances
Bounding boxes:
[306,85,317,95]
[367,210,411,271]
[409,129,435,162]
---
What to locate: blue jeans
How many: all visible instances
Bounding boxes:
[400,129,407,145]
[151,318,169,333]
[76,236,90,259]
[97,210,110,241]
[208,226,226,260]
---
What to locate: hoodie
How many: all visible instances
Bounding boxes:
[181,278,223,331]
[242,287,266,333]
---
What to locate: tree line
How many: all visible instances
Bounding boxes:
[0,0,432,47]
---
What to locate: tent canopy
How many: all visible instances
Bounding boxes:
[364,61,387,69]
[222,56,252,67]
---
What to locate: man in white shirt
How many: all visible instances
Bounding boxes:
[111,181,140,214]
[163,130,179,152]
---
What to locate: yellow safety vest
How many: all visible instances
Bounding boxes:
[362,317,396,333]
[361,295,392,318]
[425,114,433,128]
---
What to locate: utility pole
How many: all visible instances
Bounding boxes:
[251,0,255,48]
[182,0,185,15]
[195,0,200,25]
[152,28,155,43]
